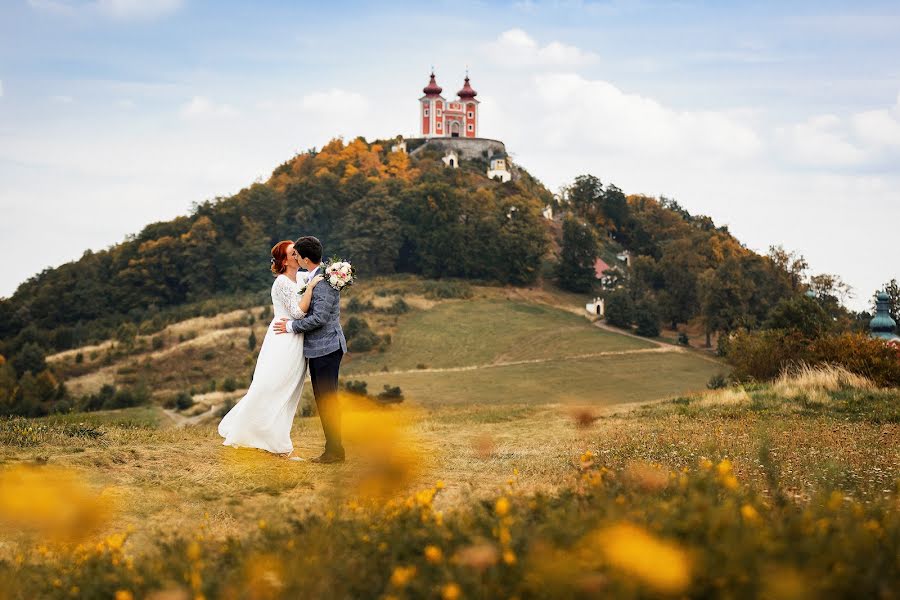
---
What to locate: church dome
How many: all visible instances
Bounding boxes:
[457,75,477,99]
[423,72,443,96]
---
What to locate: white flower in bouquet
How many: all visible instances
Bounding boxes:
[324,259,354,291]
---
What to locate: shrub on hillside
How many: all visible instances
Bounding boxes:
[763,294,832,338]
[634,300,661,337]
[345,317,380,353]
[604,290,635,329]
[344,380,369,396]
[423,281,473,299]
[724,329,900,386]
[174,392,194,411]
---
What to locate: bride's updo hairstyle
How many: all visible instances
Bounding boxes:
[270,240,293,275]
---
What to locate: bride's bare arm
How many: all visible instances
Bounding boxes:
[298,275,326,313]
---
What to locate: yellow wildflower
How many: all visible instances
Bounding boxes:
[425,545,443,564]
[495,497,510,517]
[699,458,713,470]
[441,583,461,600]
[114,591,134,600]
[592,523,691,594]
[502,549,517,565]
[258,519,267,530]
[390,565,416,587]
[741,504,760,523]
[716,459,733,476]
[436,480,445,490]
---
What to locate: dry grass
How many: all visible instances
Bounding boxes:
[774,362,875,396]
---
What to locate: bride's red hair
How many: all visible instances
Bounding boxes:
[271,240,293,275]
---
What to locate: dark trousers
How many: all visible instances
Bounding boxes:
[309,348,344,455]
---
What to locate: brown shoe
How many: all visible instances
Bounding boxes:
[311,452,345,464]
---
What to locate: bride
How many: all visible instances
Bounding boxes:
[218,240,323,459]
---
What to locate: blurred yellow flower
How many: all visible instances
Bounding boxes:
[0,465,113,542]
[114,591,134,600]
[425,545,443,564]
[441,583,461,600]
[495,497,510,517]
[390,565,416,587]
[502,550,517,565]
[741,504,760,523]
[699,458,713,470]
[716,459,733,476]
[592,523,690,594]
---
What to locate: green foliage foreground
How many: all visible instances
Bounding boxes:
[2,456,897,599]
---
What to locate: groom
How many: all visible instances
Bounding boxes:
[273,236,347,464]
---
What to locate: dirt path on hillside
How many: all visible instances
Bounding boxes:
[352,346,679,377]
[163,404,224,428]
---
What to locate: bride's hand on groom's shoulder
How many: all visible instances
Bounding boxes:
[310,274,325,287]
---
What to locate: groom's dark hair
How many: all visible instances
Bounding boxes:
[295,236,323,264]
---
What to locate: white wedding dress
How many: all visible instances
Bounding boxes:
[218,274,308,454]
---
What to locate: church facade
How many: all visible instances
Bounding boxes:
[419,72,479,138]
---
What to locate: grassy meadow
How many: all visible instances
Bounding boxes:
[3,281,897,598]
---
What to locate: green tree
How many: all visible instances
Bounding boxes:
[11,342,46,376]
[699,259,754,348]
[338,185,403,276]
[604,289,635,329]
[763,295,832,338]
[557,218,597,293]
[248,329,257,351]
[634,299,661,337]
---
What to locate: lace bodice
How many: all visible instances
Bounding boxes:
[271,274,307,320]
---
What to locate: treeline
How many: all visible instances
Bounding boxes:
[0,138,549,356]
[0,138,549,415]
[555,174,865,346]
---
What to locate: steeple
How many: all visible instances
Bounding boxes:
[423,71,443,96]
[457,74,477,99]
[870,290,899,342]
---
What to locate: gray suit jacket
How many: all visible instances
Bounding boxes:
[290,269,347,358]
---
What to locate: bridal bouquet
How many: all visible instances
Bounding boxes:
[325,259,354,291]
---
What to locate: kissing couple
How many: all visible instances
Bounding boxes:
[218,235,350,464]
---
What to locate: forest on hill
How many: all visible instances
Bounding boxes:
[1,136,896,417]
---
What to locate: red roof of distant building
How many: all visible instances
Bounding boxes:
[457,75,477,98]
[423,72,443,96]
[594,258,612,279]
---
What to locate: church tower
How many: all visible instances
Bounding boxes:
[420,71,479,138]
[420,72,445,138]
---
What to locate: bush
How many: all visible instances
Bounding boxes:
[151,336,165,351]
[423,281,473,299]
[344,380,369,396]
[707,374,728,389]
[604,290,635,329]
[247,330,257,351]
[75,352,84,364]
[382,298,409,314]
[634,300,661,337]
[11,343,46,377]
[345,317,380,353]
[347,297,374,312]
[677,332,690,346]
[222,378,237,392]
[174,392,194,411]
[376,385,404,404]
[725,330,900,386]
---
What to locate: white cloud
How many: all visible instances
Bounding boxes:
[776,93,900,167]
[28,0,183,21]
[524,73,762,160]
[485,29,599,67]
[180,96,238,119]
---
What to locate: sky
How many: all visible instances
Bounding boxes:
[1,0,898,310]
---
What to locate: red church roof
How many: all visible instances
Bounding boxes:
[457,75,477,99]
[423,72,443,96]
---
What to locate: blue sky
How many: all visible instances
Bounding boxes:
[1,0,899,309]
